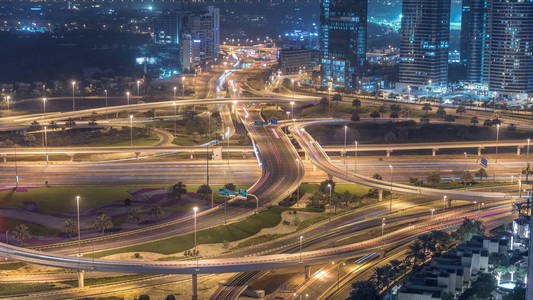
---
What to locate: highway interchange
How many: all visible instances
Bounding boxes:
[0,57,531,299]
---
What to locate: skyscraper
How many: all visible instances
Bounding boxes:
[484,0,533,99]
[399,0,451,88]
[460,0,490,83]
[319,0,367,89]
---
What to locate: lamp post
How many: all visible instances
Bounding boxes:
[6,95,10,112]
[192,206,199,270]
[104,89,108,107]
[76,196,81,257]
[136,80,141,96]
[126,91,130,105]
[291,79,295,98]
[173,102,177,137]
[496,124,500,163]
[173,86,177,98]
[182,77,186,96]
[299,235,303,263]
[290,101,295,119]
[71,81,76,111]
[381,217,386,248]
[43,126,48,164]
[344,125,348,175]
[129,114,133,146]
[443,195,448,209]
[327,183,333,213]
[430,208,435,218]
[527,138,530,159]
[389,165,393,214]
[42,97,47,114]
[354,140,358,173]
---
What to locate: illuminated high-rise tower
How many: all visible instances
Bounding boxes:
[319,0,367,89]
[460,0,490,83]
[484,0,533,99]
[399,0,451,88]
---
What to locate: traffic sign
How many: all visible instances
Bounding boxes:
[238,189,248,198]
[480,157,488,168]
[218,189,236,197]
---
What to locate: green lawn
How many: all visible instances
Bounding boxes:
[0,218,61,236]
[172,134,212,146]
[299,183,370,197]
[89,206,287,257]
[0,283,61,297]
[0,262,25,270]
[0,185,166,215]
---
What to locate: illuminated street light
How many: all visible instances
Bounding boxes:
[76,196,81,257]
[354,140,359,173]
[126,91,130,105]
[71,81,76,111]
[104,89,108,107]
[344,125,348,175]
[389,165,393,214]
[173,86,177,98]
[193,206,199,270]
[136,80,141,96]
[290,101,295,119]
[42,97,47,114]
[182,77,186,96]
[430,208,435,218]
[129,114,134,146]
[299,236,303,263]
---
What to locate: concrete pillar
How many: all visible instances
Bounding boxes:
[378,189,383,202]
[478,148,482,156]
[190,152,194,159]
[517,147,521,156]
[135,152,140,160]
[386,150,391,157]
[432,149,437,157]
[304,265,311,280]
[78,270,85,288]
[192,274,198,300]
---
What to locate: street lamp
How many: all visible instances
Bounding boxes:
[126,91,130,105]
[104,89,108,107]
[71,81,76,111]
[5,95,10,112]
[193,206,199,269]
[496,124,500,163]
[430,208,435,218]
[129,114,134,146]
[291,79,295,98]
[42,97,47,114]
[290,101,295,119]
[136,80,141,96]
[43,126,48,164]
[389,165,393,214]
[76,195,81,257]
[173,86,177,98]
[344,125,348,175]
[527,138,530,159]
[299,236,303,263]
[182,77,186,96]
[173,102,177,137]
[443,195,448,209]
[327,183,332,213]
[354,140,358,173]
[381,217,386,248]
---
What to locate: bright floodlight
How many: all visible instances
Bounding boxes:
[129,114,133,119]
[71,81,76,86]
[193,206,199,212]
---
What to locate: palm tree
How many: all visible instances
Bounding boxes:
[94,213,113,234]
[370,111,381,120]
[475,168,488,181]
[129,207,143,224]
[470,116,479,126]
[407,240,425,265]
[456,105,466,115]
[422,103,432,114]
[13,224,32,242]
[348,281,380,300]
[390,111,399,121]
[63,219,77,237]
[150,205,164,218]
[429,230,451,253]
[461,170,474,189]
[436,106,446,119]
[224,183,236,191]
[170,181,187,200]
[522,163,532,182]
[418,234,435,254]
[372,265,393,288]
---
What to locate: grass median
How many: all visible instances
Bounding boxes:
[88,206,291,257]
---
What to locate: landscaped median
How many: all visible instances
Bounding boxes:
[87,206,322,258]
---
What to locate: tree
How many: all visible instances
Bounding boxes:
[456,105,466,115]
[460,170,474,189]
[458,273,496,300]
[372,265,393,288]
[503,287,526,300]
[389,111,399,120]
[13,224,32,242]
[319,179,335,194]
[489,252,510,267]
[348,281,380,300]
[436,106,447,119]
[390,104,402,112]
[378,105,387,113]
[444,115,456,122]
[508,123,517,131]
[352,99,361,110]
[94,213,113,234]
[170,182,187,200]
[332,93,342,104]
[470,116,479,126]
[319,97,329,106]
[165,295,176,300]
[150,205,164,218]
[224,183,237,191]
[427,172,441,185]
[138,295,150,300]
[483,119,493,127]
[419,116,430,124]
[452,218,485,241]
[429,230,452,253]
[351,111,360,122]
[128,207,143,224]
[197,184,212,197]
[372,173,383,180]
[407,240,426,264]
[63,219,77,237]
[522,163,532,182]
[422,103,432,114]
[475,168,488,181]
[370,111,381,119]
[409,177,422,186]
